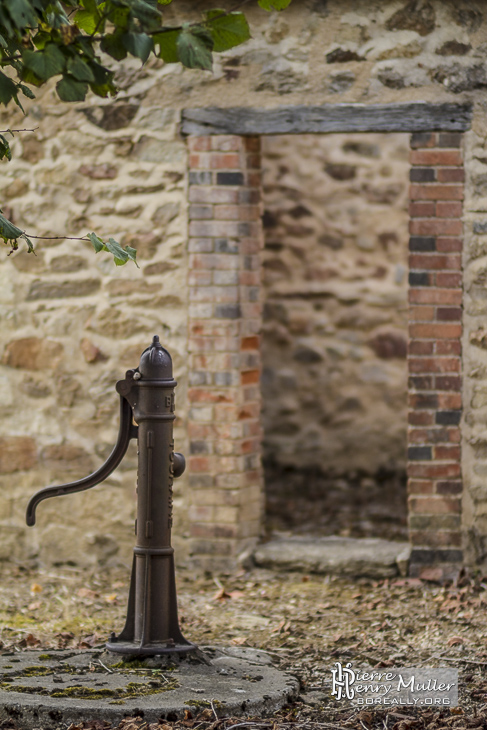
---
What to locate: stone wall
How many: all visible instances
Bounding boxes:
[1,0,487,568]
[260,132,410,539]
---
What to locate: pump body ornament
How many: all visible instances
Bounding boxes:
[26,336,195,656]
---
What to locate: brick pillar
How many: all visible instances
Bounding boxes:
[186,135,264,570]
[408,131,464,580]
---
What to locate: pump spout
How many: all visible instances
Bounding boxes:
[26,395,137,527]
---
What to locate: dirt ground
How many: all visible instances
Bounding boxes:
[1,562,487,730]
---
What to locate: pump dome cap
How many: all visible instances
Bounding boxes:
[138,335,173,379]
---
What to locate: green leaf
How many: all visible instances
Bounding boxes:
[88,60,116,97]
[18,83,36,99]
[124,245,139,267]
[0,134,11,161]
[100,32,127,61]
[22,234,34,254]
[88,232,105,253]
[0,71,18,105]
[23,44,66,81]
[177,27,213,71]
[56,75,88,101]
[0,211,23,242]
[105,237,129,264]
[153,29,179,63]
[122,32,153,63]
[4,0,37,29]
[73,9,99,34]
[205,10,251,53]
[258,0,293,9]
[67,55,95,82]
[158,0,173,4]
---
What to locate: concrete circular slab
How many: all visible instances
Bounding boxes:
[0,647,299,728]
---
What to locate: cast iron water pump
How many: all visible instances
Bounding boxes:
[26,336,196,656]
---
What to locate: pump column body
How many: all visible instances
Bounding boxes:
[107,336,193,655]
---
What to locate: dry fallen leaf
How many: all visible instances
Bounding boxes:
[30,583,42,594]
[447,635,464,646]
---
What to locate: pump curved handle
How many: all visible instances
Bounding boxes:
[26,396,137,527]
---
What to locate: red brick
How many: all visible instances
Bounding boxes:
[434,445,461,460]
[410,219,462,236]
[247,172,262,187]
[244,137,261,152]
[409,289,462,305]
[436,480,462,495]
[408,496,461,513]
[213,205,240,220]
[189,456,213,473]
[409,323,462,339]
[408,358,460,373]
[436,237,463,253]
[410,184,464,201]
[409,306,435,321]
[437,393,462,409]
[188,137,212,152]
[409,201,436,217]
[241,370,260,385]
[408,340,435,355]
[408,412,434,426]
[408,463,461,479]
[188,389,235,404]
[436,273,462,288]
[189,153,209,169]
[447,428,461,443]
[189,186,239,204]
[410,132,438,149]
[437,168,465,183]
[410,150,463,166]
[239,271,261,286]
[408,479,434,495]
[211,136,242,152]
[409,393,438,409]
[436,341,462,355]
[241,336,260,350]
[409,530,462,547]
[247,154,261,169]
[435,375,461,391]
[189,271,212,287]
[437,307,462,321]
[409,254,461,270]
[409,375,434,390]
[408,427,452,444]
[436,202,463,218]
[188,423,217,439]
[210,153,242,170]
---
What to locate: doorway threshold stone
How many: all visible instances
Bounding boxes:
[253,536,411,579]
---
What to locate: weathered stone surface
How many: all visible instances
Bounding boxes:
[436,40,471,56]
[0,436,37,473]
[49,255,88,273]
[369,330,408,359]
[386,0,436,36]
[80,337,105,363]
[0,648,299,726]
[80,103,138,130]
[2,338,64,370]
[433,63,487,93]
[27,279,101,300]
[121,231,160,260]
[261,132,409,479]
[40,444,94,475]
[79,163,118,179]
[3,178,29,199]
[328,71,356,93]
[254,537,410,578]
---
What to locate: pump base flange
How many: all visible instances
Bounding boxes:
[106,640,197,656]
